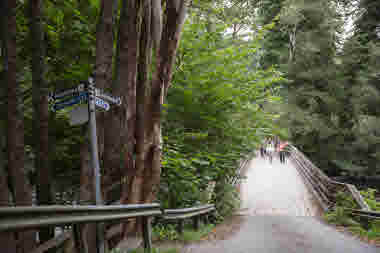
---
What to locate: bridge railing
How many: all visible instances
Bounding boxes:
[287,144,378,219]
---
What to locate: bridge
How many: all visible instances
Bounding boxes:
[0,145,379,252]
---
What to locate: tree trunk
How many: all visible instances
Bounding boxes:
[95,0,117,167]
[143,0,187,203]
[29,0,54,244]
[100,0,124,200]
[0,4,17,253]
[4,1,37,252]
[129,0,151,206]
[117,0,142,236]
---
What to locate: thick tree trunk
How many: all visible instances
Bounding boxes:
[29,0,54,244]
[129,0,151,206]
[4,1,37,252]
[0,118,16,252]
[143,0,187,203]
[116,0,141,200]
[95,0,117,166]
[0,4,17,253]
[117,0,142,236]
[0,166,15,253]
[101,0,125,200]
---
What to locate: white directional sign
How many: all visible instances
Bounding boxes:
[69,105,89,126]
[94,97,110,111]
[95,89,122,105]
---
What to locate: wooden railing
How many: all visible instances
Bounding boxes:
[287,144,379,219]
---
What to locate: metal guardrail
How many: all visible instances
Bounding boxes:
[287,144,380,220]
[0,203,217,253]
[162,204,215,234]
[0,204,161,253]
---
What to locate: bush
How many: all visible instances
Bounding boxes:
[214,181,241,221]
[324,189,380,243]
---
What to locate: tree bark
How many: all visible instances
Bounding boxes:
[4,1,37,252]
[29,0,54,244]
[116,0,141,199]
[143,0,187,203]
[117,0,142,236]
[128,0,151,206]
[102,0,125,200]
[95,0,117,165]
[0,3,17,253]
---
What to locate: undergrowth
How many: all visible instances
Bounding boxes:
[324,188,380,244]
[152,223,215,243]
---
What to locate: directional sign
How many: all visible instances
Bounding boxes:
[94,97,110,111]
[69,105,89,126]
[52,92,88,112]
[49,84,85,101]
[95,89,122,105]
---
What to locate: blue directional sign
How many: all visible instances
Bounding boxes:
[48,84,85,102]
[52,92,88,112]
[94,97,110,111]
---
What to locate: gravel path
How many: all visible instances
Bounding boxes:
[184,155,378,253]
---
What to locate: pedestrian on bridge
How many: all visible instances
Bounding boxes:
[278,141,289,164]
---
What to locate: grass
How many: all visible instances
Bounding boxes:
[323,188,380,246]
[178,224,215,243]
[152,222,215,243]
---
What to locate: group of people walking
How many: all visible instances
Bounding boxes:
[260,136,289,164]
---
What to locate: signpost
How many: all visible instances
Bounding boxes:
[94,97,110,111]
[49,79,121,253]
[95,88,122,105]
[52,92,88,112]
[69,105,89,126]
[48,83,85,101]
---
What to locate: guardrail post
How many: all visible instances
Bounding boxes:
[193,216,200,230]
[177,220,184,235]
[203,214,209,225]
[142,217,152,252]
[73,224,87,253]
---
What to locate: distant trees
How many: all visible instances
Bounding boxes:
[257,0,380,180]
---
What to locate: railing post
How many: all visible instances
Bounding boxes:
[73,224,87,253]
[203,214,209,224]
[177,220,184,235]
[142,217,152,252]
[193,216,200,230]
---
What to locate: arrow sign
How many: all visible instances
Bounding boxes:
[52,92,88,112]
[94,97,110,111]
[95,89,122,105]
[49,84,85,101]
